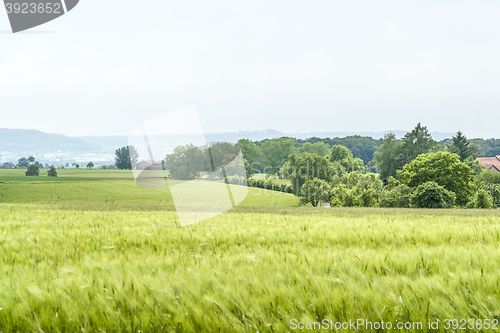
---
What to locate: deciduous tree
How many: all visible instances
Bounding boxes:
[261,138,296,175]
[330,145,353,169]
[115,145,139,170]
[373,133,402,183]
[299,178,331,207]
[397,152,474,206]
[299,142,330,157]
[410,181,456,208]
[236,139,262,168]
[47,166,57,177]
[285,153,332,195]
[18,157,28,168]
[25,164,39,176]
[165,144,205,180]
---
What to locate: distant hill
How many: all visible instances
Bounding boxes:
[0,128,457,164]
[75,129,455,153]
[0,129,104,161]
[204,129,455,142]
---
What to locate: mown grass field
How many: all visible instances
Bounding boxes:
[0,180,298,207]
[0,169,299,207]
[2,170,500,331]
[0,169,135,181]
[251,173,291,185]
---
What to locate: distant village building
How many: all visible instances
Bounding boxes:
[135,160,162,171]
[2,162,14,169]
[476,156,500,172]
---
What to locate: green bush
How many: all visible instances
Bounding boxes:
[330,185,363,207]
[25,165,39,176]
[379,184,412,208]
[263,179,275,190]
[224,175,246,185]
[410,181,456,208]
[47,166,58,177]
[247,178,296,195]
[360,187,377,207]
[466,189,493,209]
[397,152,473,206]
[255,179,265,188]
[329,171,381,207]
[299,178,331,207]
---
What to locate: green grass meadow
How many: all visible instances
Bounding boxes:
[0,169,299,207]
[1,170,500,331]
[0,168,135,181]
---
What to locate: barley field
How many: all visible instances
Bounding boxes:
[1,201,500,331]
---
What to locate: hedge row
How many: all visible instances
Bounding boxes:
[224,175,247,186]
[247,178,295,194]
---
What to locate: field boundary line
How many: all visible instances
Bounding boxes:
[159,192,170,206]
[266,190,274,206]
[274,194,281,207]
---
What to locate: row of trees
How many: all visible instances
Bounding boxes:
[238,138,366,177]
[243,124,499,209]
[114,125,499,177]
[18,156,43,168]
[266,148,494,209]
[245,129,500,171]
[111,123,499,209]
[374,124,483,184]
[161,139,370,183]
[295,136,383,164]
[26,165,58,177]
[17,156,98,170]
[22,156,94,176]
[164,142,245,180]
[282,146,380,207]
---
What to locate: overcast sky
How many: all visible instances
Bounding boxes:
[1,0,499,138]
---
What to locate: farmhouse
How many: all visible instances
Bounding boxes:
[135,160,162,170]
[2,162,14,169]
[475,156,500,172]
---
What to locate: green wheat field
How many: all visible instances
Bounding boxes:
[1,170,500,332]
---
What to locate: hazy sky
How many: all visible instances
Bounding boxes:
[1,0,500,138]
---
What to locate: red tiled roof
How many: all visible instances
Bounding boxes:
[476,156,500,172]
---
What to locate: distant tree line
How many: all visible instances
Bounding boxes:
[114,131,500,175]
[111,124,500,209]
[240,123,500,209]
[374,124,483,184]
[21,155,58,177]
[17,156,43,168]
[164,142,247,180]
